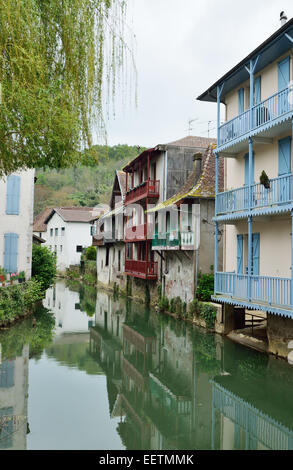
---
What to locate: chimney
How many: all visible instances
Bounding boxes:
[193,152,202,178]
[280,11,287,27]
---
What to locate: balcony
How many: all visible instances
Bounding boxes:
[152,230,194,250]
[215,272,291,312]
[217,173,293,217]
[219,84,293,148]
[125,179,160,205]
[124,223,154,242]
[125,259,158,280]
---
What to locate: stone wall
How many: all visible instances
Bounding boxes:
[267,313,293,359]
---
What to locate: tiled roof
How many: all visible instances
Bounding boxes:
[166,135,217,149]
[33,207,54,232]
[45,207,96,224]
[148,144,224,212]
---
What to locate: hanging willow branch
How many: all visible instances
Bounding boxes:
[0,0,136,176]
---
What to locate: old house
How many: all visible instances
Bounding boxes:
[198,15,293,357]
[94,171,126,289]
[43,207,95,271]
[150,144,224,304]
[122,136,216,300]
[0,170,35,279]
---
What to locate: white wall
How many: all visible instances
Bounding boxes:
[0,169,35,279]
[44,212,92,270]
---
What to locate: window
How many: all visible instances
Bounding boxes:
[4,233,19,273]
[60,245,63,253]
[61,227,65,236]
[54,245,57,253]
[50,228,53,237]
[126,243,132,260]
[75,303,80,310]
[105,247,110,266]
[6,175,20,215]
[238,88,244,114]
[76,246,82,252]
[55,228,58,237]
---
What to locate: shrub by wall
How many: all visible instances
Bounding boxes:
[0,280,43,327]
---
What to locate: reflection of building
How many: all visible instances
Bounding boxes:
[89,290,215,450]
[0,345,29,450]
[44,281,95,335]
[212,376,293,450]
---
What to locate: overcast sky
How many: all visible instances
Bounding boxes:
[105,0,293,148]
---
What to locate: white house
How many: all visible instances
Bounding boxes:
[0,169,35,279]
[43,207,95,271]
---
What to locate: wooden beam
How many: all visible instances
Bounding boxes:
[253,136,273,145]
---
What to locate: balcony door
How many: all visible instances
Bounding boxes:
[278,56,290,114]
[237,233,259,275]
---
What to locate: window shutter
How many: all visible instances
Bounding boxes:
[237,234,243,274]
[252,233,260,276]
[6,175,21,215]
[254,76,261,105]
[238,88,244,114]
[4,233,19,273]
[278,56,290,91]
[278,137,291,176]
[244,153,255,186]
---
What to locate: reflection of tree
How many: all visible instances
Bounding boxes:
[0,305,55,361]
[46,342,103,376]
[79,284,97,317]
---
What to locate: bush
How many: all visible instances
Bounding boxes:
[200,304,217,329]
[0,280,43,326]
[85,246,97,261]
[158,296,169,312]
[197,272,214,301]
[32,244,57,291]
[188,299,201,318]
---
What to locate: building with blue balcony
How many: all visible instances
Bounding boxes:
[198,16,293,356]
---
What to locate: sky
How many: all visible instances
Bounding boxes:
[105,0,293,148]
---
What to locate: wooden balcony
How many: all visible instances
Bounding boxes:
[217,173,293,217]
[124,223,154,242]
[125,179,160,205]
[219,85,293,150]
[215,272,292,312]
[124,259,158,280]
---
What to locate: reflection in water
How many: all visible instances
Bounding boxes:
[0,280,293,450]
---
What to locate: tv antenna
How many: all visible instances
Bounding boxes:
[186,118,198,135]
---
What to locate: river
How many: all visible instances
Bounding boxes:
[0,280,293,450]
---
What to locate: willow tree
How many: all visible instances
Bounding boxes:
[0,0,135,176]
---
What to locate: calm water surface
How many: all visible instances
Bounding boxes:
[0,280,293,450]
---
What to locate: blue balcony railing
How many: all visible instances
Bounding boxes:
[215,272,291,310]
[219,84,293,147]
[217,173,293,216]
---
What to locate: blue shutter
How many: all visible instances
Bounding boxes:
[237,234,243,274]
[278,137,291,175]
[254,76,261,105]
[238,88,244,114]
[6,175,20,215]
[244,153,254,186]
[4,233,19,273]
[278,56,290,91]
[252,233,260,276]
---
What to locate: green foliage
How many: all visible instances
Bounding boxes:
[158,296,169,312]
[200,304,217,329]
[0,304,55,360]
[34,145,146,214]
[85,246,97,261]
[65,268,81,280]
[188,298,201,318]
[0,1,134,176]
[196,272,214,301]
[157,283,162,301]
[32,244,57,290]
[83,273,97,286]
[0,279,43,326]
[260,170,270,189]
[169,297,183,316]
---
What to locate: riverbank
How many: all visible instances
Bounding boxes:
[0,279,44,329]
